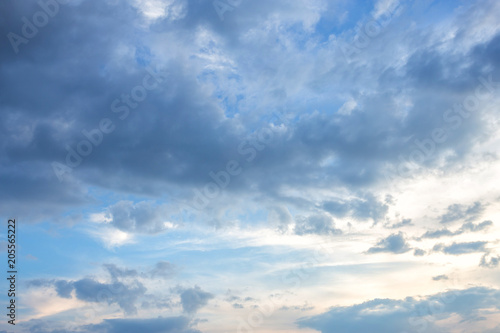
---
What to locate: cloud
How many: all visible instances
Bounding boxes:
[297,287,500,333]
[322,194,389,223]
[54,280,74,299]
[23,316,201,333]
[0,0,499,231]
[280,303,314,312]
[420,228,456,239]
[104,263,139,280]
[420,220,493,239]
[480,253,500,268]
[106,201,172,234]
[104,261,176,280]
[28,277,147,315]
[74,278,147,315]
[367,232,411,254]
[178,286,214,314]
[293,214,342,236]
[433,241,488,255]
[460,220,493,232]
[413,248,426,256]
[432,275,449,281]
[385,218,413,229]
[439,202,486,224]
[150,261,176,279]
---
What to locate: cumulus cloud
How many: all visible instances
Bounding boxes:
[178,286,214,314]
[297,287,500,333]
[74,278,147,315]
[413,248,426,256]
[28,277,147,315]
[322,194,389,223]
[0,0,498,230]
[420,220,493,239]
[367,232,411,254]
[432,275,449,281]
[293,214,342,236]
[85,316,201,333]
[385,218,413,229]
[23,316,202,333]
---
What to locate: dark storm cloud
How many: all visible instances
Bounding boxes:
[297,287,500,333]
[367,232,412,254]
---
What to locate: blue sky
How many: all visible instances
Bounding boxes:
[1,0,500,332]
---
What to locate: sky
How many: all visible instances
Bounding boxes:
[0,0,500,332]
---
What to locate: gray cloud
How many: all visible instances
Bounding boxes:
[322,194,389,223]
[297,287,500,333]
[420,220,493,239]
[106,201,171,234]
[480,253,500,268]
[432,275,449,281]
[433,241,488,255]
[178,286,214,314]
[150,261,176,279]
[104,263,139,280]
[439,202,486,224]
[367,232,412,254]
[1,0,498,227]
[73,278,146,315]
[413,248,426,256]
[293,214,342,236]
[23,316,201,333]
